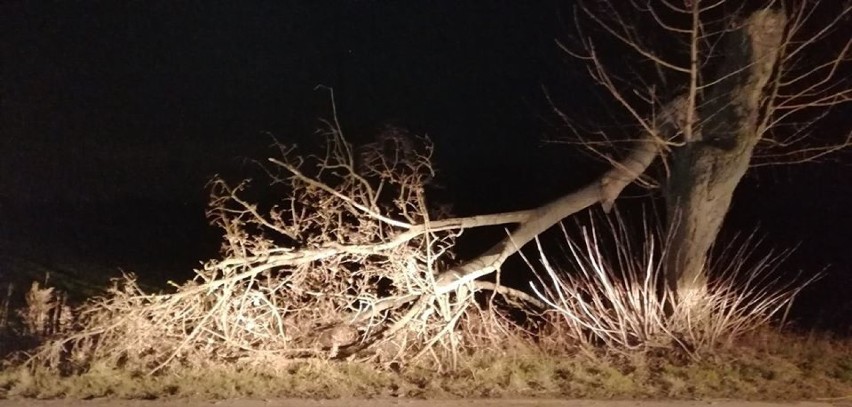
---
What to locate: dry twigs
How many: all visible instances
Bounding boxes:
[27,93,536,374]
[530,212,817,359]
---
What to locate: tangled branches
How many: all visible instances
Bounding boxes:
[29,98,500,374]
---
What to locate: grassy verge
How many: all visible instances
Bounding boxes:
[1,330,850,400]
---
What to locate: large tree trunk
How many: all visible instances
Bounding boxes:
[663,9,786,298]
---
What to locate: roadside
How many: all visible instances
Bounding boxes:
[0,398,849,407]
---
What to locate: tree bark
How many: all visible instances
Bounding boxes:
[663,9,786,297]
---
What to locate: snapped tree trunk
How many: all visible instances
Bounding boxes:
[663,9,786,298]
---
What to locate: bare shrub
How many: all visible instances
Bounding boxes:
[18,282,71,339]
[0,284,11,332]
[0,280,72,360]
[530,212,816,358]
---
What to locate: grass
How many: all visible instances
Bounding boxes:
[0,329,850,400]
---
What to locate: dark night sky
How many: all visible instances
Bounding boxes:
[1,1,850,329]
[2,1,571,204]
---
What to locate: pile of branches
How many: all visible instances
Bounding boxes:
[29,101,505,374]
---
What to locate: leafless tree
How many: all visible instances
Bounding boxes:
[547,0,850,300]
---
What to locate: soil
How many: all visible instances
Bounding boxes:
[0,399,849,407]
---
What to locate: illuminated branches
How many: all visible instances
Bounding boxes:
[29,91,545,374]
[530,214,815,357]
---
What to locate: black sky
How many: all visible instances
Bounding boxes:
[1,1,850,330]
[2,1,571,204]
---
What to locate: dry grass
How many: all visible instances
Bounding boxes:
[1,328,850,400]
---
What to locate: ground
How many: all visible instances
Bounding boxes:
[0,400,849,407]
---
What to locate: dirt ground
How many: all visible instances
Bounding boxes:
[0,399,849,407]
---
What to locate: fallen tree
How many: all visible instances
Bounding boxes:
[25,86,668,374]
[25,0,850,374]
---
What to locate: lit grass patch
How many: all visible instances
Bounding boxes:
[0,361,400,400]
[445,353,561,397]
[1,335,851,400]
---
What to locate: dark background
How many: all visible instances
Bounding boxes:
[1,1,850,331]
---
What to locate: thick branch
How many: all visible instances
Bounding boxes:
[434,128,663,293]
